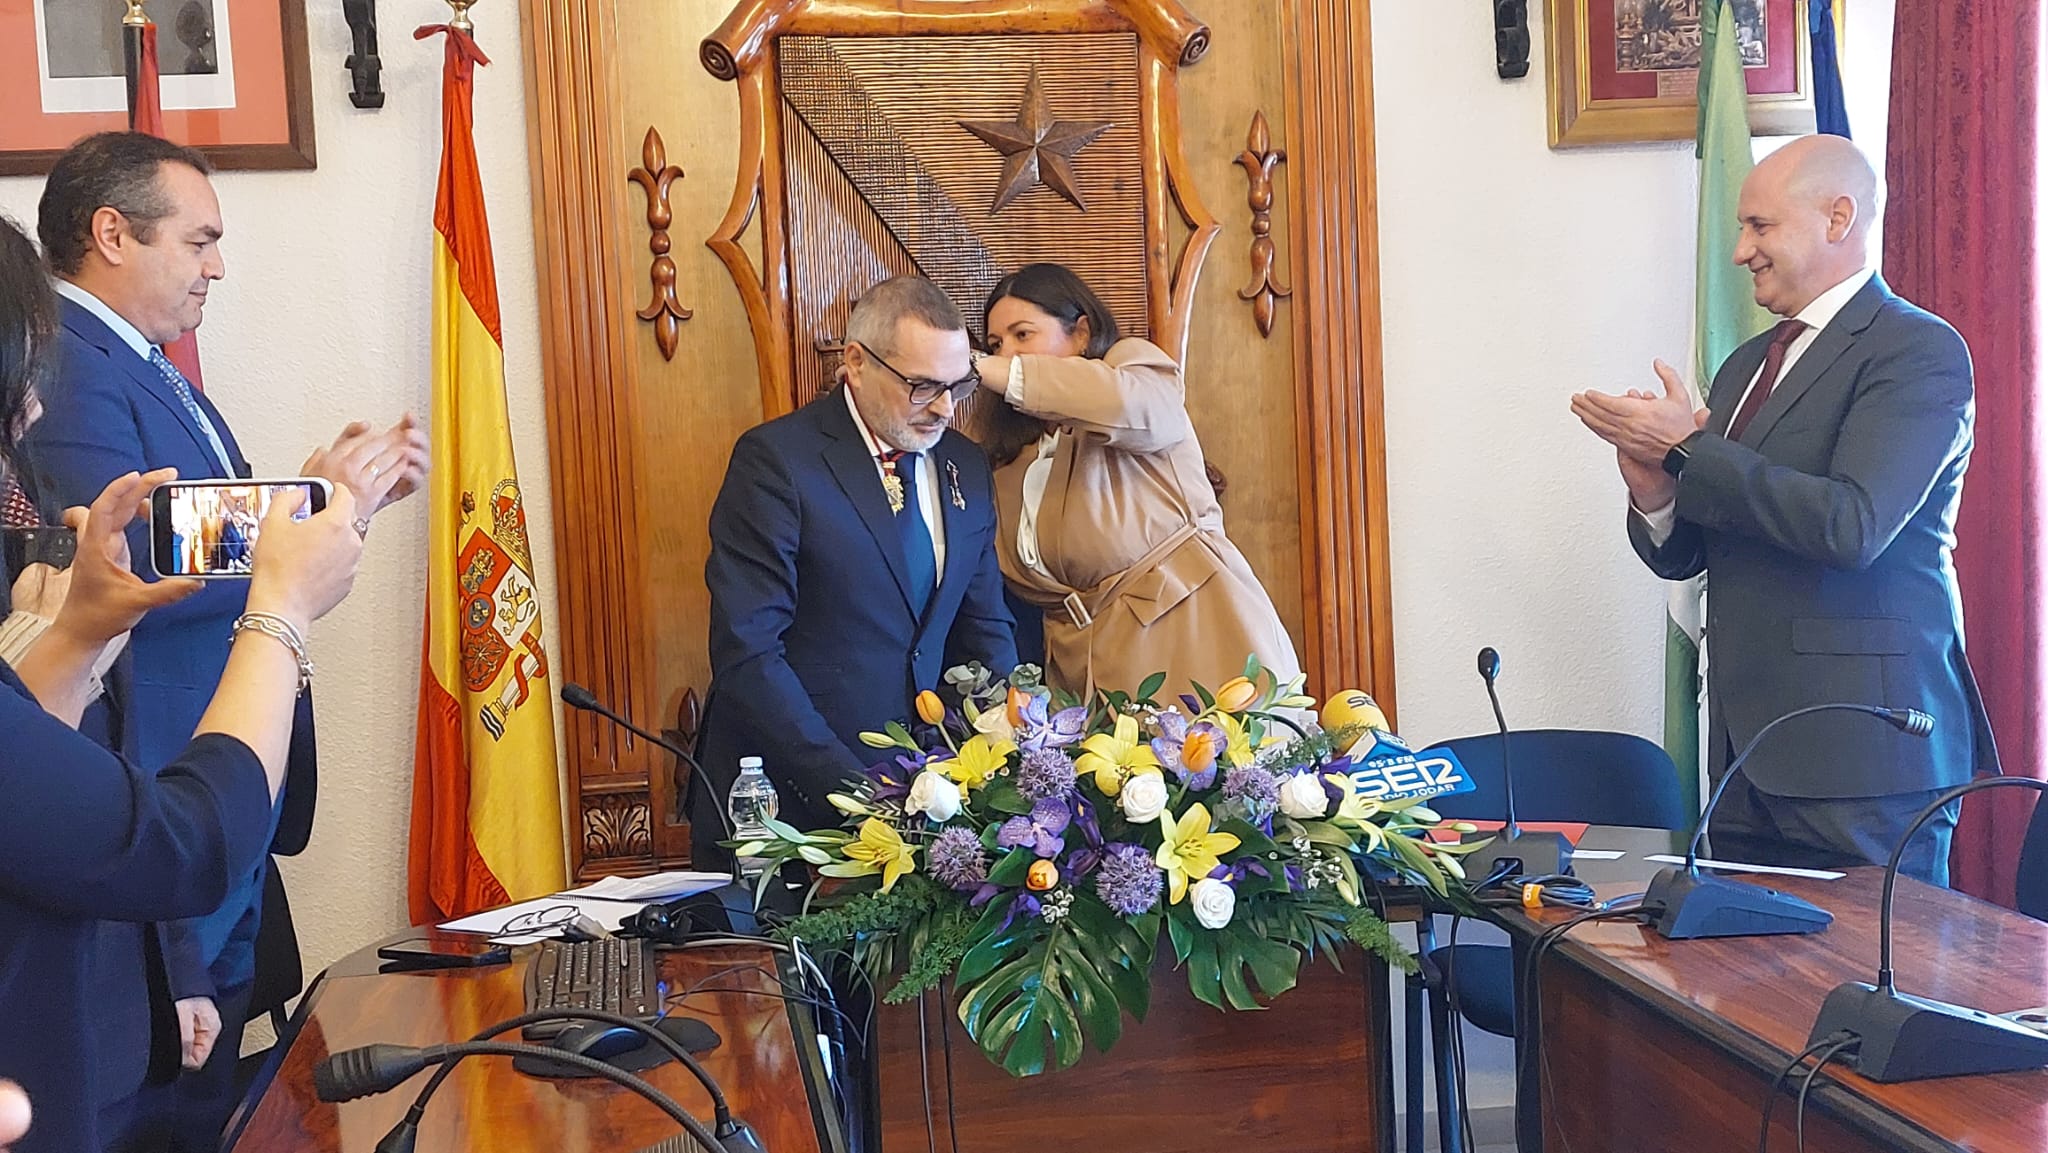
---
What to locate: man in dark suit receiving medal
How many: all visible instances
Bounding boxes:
[695,277,1017,862]
[1573,135,1998,885]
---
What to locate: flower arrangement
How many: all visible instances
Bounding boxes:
[732,658,1481,1076]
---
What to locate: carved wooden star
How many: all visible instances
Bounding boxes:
[958,66,1112,214]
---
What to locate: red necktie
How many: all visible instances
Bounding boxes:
[1726,319,1809,442]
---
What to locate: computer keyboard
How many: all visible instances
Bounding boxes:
[521,937,660,1039]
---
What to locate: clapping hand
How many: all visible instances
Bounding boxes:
[301,413,430,529]
[1571,359,1712,512]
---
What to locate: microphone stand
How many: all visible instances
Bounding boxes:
[1805,776,2048,1081]
[1462,647,1574,881]
[1645,702,1931,939]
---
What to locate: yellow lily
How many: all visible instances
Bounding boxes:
[1074,714,1162,796]
[1211,712,1256,769]
[823,818,918,892]
[943,734,1016,791]
[1155,803,1241,904]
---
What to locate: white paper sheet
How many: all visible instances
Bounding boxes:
[1643,854,1846,881]
[562,870,731,902]
[437,895,647,943]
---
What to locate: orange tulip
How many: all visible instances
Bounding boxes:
[1026,859,1061,891]
[916,690,945,725]
[1215,676,1258,714]
[1006,686,1031,727]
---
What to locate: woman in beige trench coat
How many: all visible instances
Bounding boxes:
[973,263,1301,701]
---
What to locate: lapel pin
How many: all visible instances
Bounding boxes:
[946,460,966,510]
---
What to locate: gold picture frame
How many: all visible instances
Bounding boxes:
[1547,0,1839,148]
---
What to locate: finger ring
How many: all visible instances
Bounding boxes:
[353,518,371,540]
[368,465,381,480]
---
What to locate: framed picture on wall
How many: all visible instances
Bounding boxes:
[1546,0,1840,148]
[0,0,314,175]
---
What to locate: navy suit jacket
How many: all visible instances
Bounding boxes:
[694,391,1016,857]
[24,296,316,1004]
[0,661,271,1153]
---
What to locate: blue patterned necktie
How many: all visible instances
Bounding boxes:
[149,348,234,475]
[878,449,936,612]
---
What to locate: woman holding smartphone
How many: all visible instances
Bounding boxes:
[975,263,1300,701]
[0,213,367,1153]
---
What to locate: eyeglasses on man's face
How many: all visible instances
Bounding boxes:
[854,341,980,407]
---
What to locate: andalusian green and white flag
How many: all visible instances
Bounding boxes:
[1669,0,1774,805]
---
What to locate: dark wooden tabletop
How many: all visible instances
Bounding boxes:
[1500,866,2048,1152]
[227,935,836,1153]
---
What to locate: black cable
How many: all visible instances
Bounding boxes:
[1794,1036,1859,1153]
[1442,914,1476,1153]
[389,1008,734,1149]
[1756,1033,1849,1153]
[360,1039,722,1153]
[938,977,962,1153]
[1516,904,1652,1153]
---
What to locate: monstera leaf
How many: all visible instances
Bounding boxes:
[953,893,1156,1076]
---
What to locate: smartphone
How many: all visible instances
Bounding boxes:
[149,478,330,579]
[376,937,513,971]
[2,525,76,576]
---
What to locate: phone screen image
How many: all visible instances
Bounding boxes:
[155,482,322,578]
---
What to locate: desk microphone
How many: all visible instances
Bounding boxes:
[1805,776,2048,1082]
[1644,702,1931,939]
[1461,646,1574,881]
[315,1039,727,1152]
[562,682,731,838]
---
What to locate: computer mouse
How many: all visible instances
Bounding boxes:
[548,1022,644,1063]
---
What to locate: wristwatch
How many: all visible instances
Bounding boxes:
[1662,431,1703,478]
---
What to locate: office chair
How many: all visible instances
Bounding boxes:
[2018,786,2048,922]
[1403,729,1689,1153]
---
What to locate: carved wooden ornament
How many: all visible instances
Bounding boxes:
[628,126,692,361]
[1236,110,1291,338]
[959,65,1112,213]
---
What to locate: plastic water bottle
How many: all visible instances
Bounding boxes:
[727,756,780,880]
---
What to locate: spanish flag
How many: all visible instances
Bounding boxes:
[408,24,564,923]
[122,14,203,388]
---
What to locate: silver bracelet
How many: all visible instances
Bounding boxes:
[232,611,313,694]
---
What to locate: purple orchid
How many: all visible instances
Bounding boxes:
[1018,698,1088,751]
[997,797,1072,859]
[1151,710,1225,789]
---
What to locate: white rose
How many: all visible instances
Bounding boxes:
[1120,772,1169,823]
[906,770,963,822]
[972,703,1017,744]
[1190,877,1237,930]
[1278,771,1330,819]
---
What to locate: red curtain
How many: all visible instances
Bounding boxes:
[1885,2,2045,905]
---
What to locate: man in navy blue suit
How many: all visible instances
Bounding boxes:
[25,132,426,1151]
[695,277,1017,860]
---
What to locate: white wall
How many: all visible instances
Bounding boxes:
[0,0,559,987]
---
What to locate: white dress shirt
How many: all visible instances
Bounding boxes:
[1637,267,1877,545]
[843,385,945,573]
[1006,357,1063,580]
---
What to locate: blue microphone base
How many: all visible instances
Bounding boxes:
[1644,867,1833,939]
[1809,983,2048,1082]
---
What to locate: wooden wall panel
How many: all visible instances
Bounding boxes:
[524,0,1395,870]
[1174,3,1304,662]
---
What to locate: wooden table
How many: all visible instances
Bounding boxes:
[226,933,842,1153]
[1495,868,2048,1153]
